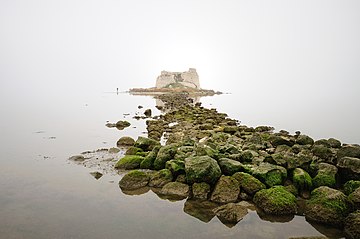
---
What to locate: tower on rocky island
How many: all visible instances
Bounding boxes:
[155,68,200,89]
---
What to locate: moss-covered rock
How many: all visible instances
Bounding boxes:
[253,186,297,215]
[115,155,144,169]
[328,138,341,148]
[195,144,219,159]
[139,145,160,169]
[134,136,160,151]
[305,186,351,227]
[344,210,360,239]
[192,182,211,200]
[210,176,240,203]
[337,144,360,159]
[269,135,294,147]
[148,169,173,188]
[312,163,337,188]
[185,155,221,185]
[248,163,287,187]
[348,187,360,210]
[117,136,135,147]
[311,145,334,162]
[160,182,189,199]
[153,144,178,170]
[125,146,144,156]
[165,159,185,176]
[344,180,360,195]
[218,158,243,175]
[337,156,360,181]
[295,135,314,146]
[115,120,131,129]
[119,170,149,190]
[292,168,312,191]
[232,172,266,196]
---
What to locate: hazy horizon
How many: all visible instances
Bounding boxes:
[1,0,360,143]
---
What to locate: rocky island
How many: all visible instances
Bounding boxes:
[129,68,222,96]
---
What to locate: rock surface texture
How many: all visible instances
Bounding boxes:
[156,68,200,89]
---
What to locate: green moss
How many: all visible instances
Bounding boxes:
[115,155,144,169]
[140,146,160,169]
[313,173,336,188]
[264,170,283,187]
[165,159,185,175]
[292,168,313,191]
[232,172,266,195]
[125,146,144,155]
[344,180,360,195]
[153,144,178,170]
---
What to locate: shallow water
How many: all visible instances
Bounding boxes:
[0,91,350,239]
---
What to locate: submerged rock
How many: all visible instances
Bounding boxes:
[119,170,150,190]
[185,155,221,185]
[69,155,85,162]
[213,202,248,227]
[90,171,103,180]
[305,186,351,227]
[253,186,297,215]
[160,182,190,199]
[183,199,217,223]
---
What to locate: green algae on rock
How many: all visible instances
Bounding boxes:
[232,172,266,196]
[115,155,144,170]
[119,170,150,190]
[185,155,221,185]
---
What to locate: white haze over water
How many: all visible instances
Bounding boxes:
[1,0,360,143]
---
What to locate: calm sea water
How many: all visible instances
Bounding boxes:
[0,90,352,239]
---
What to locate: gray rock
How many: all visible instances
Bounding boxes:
[117,136,135,147]
[119,170,149,190]
[344,210,360,239]
[148,169,173,188]
[337,156,360,181]
[192,182,211,200]
[337,144,360,159]
[69,155,85,162]
[160,182,189,199]
[210,176,240,203]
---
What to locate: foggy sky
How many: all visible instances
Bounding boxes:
[0,0,360,142]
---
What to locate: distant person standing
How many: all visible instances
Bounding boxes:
[117,88,119,95]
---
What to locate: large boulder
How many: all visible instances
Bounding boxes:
[210,176,240,203]
[117,136,135,147]
[269,135,294,147]
[218,158,243,175]
[337,156,360,181]
[337,144,360,159]
[153,144,178,170]
[295,135,314,146]
[148,169,173,188]
[192,182,211,200]
[311,145,335,163]
[213,203,248,227]
[185,156,221,185]
[160,182,189,199]
[344,210,360,239]
[305,186,351,227]
[292,168,312,191]
[253,186,297,215]
[134,136,160,151]
[232,172,266,196]
[119,170,149,190]
[115,155,144,169]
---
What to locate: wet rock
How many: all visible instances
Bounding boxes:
[253,186,297,215]
[295,135,314,146]
[183,199,217,223]
[108,147,120,154]
[149,169,173,187]
[247,162,287,187]
[192,182,211,200]
[165,159,185,176]
[160,182,189,199]
[185,155,221,185]
[232,172,266,196]
[115,155,144,169]
[337,144,360,159]
[119,170,150,190]
[305,186,351,227]
[213,203,248,227]
[144,109,152,118]
[344,210,360,239]
[139,145,160,169]
[69,155,85,162]
[125,146,144,156]
[292,168,312,192]
[218,158,243,175]
[117,136,135,147]
[90,171,103,179]
[348,187,360,210]
[134,136,160,151]
[313,163,337,188]
[115,120,131,129]
[344,180,360,195]
[210,176,240,203]
[337,156,360,181]
[154,144,178,170]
